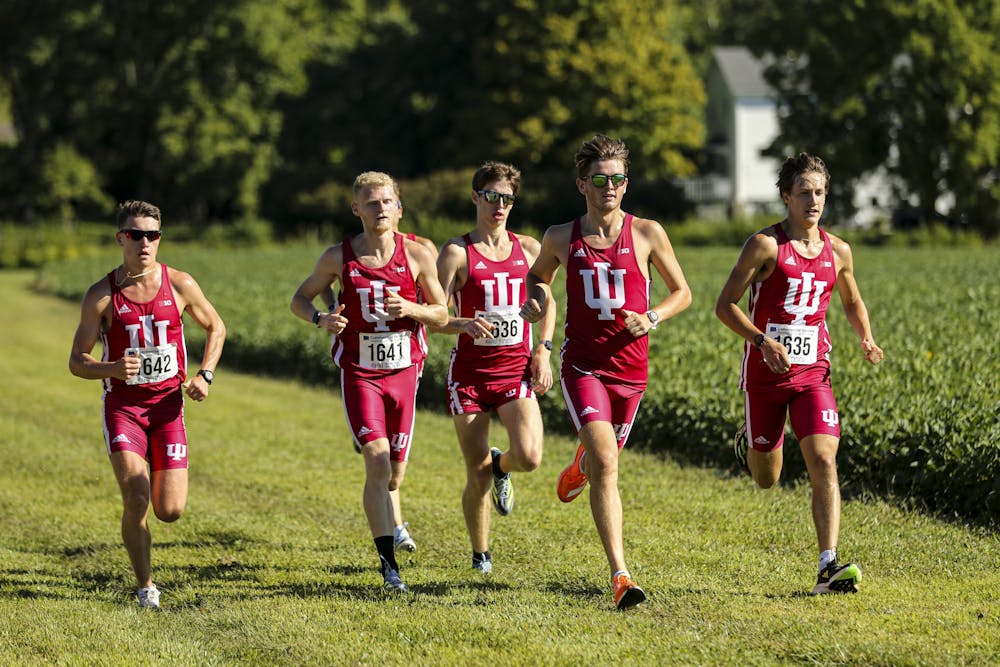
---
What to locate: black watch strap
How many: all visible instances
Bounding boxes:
[539,339,553,351]
[753,333,766,349]
[312,311,322,326]
[197,369,214,384]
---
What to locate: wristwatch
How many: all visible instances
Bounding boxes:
[312,310,322,326]
[539,339,553,351]
[197,369,214,385]
[645,310,660,329]
[753,333,767,349]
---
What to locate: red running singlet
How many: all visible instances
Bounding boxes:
[332,232,426,376]
[101,264,186,397]
[449,231,533,385]
[741,224,837,391]
[562,214,649,385]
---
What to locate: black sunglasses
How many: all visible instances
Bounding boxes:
[477,190,516,206]
[586,173,627,188]
[120,229,162,242]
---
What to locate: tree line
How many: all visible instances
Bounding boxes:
[1,0,997,236]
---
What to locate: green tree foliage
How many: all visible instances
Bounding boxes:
[0,0,328,222]
[710,0,1000,234]
[268,0,705,228]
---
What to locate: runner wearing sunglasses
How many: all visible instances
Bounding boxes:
[435,161,556,576]
[520,135,692,610]
[69,200,227,609]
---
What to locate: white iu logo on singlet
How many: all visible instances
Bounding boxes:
[783,272,828,324]
[125,315,170,348]
[581,262,626,320]
[358,280,401,332]
[481,272,523,310]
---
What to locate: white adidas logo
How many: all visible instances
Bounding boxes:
[357,426,373,437]
[579,406,598,417]
[112,434,131,444]
[350,269,361,277]
[753,436,770,445]
[573,248,587,257]
[117,304,131,314]
[784,256,797,266]
[474,261,487,270]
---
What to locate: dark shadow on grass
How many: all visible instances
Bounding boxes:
[542,578,603,600]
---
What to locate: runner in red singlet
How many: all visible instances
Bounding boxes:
[69,200,226,609]
[291,172,448,594]
[435,161,555,575]
[520,135,692,610]
[716,153,883,595]
[322,223,436,555]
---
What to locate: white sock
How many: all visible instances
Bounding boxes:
[819,549,837,571]
[612,569,630,582]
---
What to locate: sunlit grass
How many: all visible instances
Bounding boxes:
[1,270,996,666]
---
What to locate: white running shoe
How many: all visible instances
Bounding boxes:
[137,585,160,610]
[394,522,416,552]
[472,557,493,574]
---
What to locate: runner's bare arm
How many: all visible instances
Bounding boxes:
[291,245,344,330]
[69,280,139,381]
[172,269,226,399]
[832,236,883,365]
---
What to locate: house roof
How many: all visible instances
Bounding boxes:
[711,46,772,99]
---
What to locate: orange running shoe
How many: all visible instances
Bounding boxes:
[612,573,646,611]
[556,443,588,503]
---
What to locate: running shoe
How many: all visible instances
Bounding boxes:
[490,448,514,516]
[137,585,160,610]
[733,422,748,467]
[394,522,416,552]
[812,561,862,595]
[556,443,588,503]
[472,555,493,575]
[612,573,646,610]
[383,568,409,593]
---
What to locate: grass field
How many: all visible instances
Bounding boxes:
[0,269,997,666]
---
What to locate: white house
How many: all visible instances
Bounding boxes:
[694,46,892,226]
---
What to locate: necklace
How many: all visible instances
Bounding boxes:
[116,266,156,287]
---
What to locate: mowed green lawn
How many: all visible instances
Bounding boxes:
[0,270,996,666]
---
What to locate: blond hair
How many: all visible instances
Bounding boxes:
[352,171,401,199]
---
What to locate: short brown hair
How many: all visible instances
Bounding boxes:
[472,161,521,195]
[574,134,629,178]
[777,153,830,195]
[116,200,161,229]
[352,171,401,199]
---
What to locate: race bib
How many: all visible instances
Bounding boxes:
[359,331,411,370]
[765,322,818,365]
[474,309,522,347]
[125,344,179,385]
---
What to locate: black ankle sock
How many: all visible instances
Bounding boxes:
[375,536,397,574]
[473,550,491,564]
[491,452,505,478]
